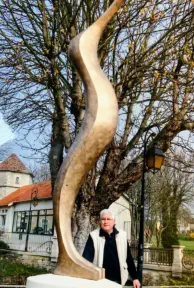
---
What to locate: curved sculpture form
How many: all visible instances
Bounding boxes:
[53,0,124,280]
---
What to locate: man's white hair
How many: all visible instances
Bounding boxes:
[100,209,115,220]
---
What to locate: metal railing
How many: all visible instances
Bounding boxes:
[130,246,173,266]
[0,232,53,254]
[29,240,53,254]
[146,247,173,266]
[26,234,53,254]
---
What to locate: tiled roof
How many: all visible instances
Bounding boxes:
[0,181,52,207]
[0,154,32,174]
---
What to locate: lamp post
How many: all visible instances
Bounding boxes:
[25,187,39,252]
[137,128,165,287]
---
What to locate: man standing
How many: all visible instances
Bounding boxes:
[83,209,140,288]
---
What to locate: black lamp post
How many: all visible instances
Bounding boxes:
[137,128,165,287]
[25,187,39,252]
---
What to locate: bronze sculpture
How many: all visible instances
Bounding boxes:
[53,0,124,280]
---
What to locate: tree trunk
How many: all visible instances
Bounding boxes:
[49,115,64,192]
[73,205,92,254]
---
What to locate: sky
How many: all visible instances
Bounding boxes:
[0,114,31,165]
[0,115,15,146]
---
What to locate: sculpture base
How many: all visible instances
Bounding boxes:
[26,274,122,288]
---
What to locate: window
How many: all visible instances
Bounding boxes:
[2,215,6,226]
[37,210,53,235]
[13,211,29,233]
[15,177,20,184]
[12,209,54,235]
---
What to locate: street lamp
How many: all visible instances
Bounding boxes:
[137,128,165,287]
[25,187,39,252]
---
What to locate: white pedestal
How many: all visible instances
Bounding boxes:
[26,274,122,288]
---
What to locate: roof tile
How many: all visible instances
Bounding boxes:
[0,154,32,174]
[0,181,52,207]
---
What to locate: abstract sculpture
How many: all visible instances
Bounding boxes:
[53,0,124,280]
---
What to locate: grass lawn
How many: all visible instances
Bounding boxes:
[179,239,194,250]
[151,235,194,250]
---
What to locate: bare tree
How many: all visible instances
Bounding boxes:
[142,153,194,247]
[0,141,12,160]
[1,0,194,251]
[29,162,51,183]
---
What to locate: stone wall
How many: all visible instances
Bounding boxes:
[0,249,56,271]
[18,252,55,271]
[0,286,25,288]
[143,269,171,286]
[0,171,32,199]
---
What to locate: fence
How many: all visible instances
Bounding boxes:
[0,232,52,254]
[1,231,194,274]
[131,246,173,266]
[26,234,52,254]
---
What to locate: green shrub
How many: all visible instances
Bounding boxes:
[0,240,9,249]
[161,222,179,248]
[169,274,194,286]
[185,235,194,241]
[178,234,186,240]
[0,259,47,276]
[142,273,194,286]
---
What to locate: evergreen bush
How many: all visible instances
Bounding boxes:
[161,221,179,248]
[0,240,9,249]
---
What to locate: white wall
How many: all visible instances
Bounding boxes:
[0,200,53,252]
[0,171,33,199]
[109,196,131,240]
[0,207,8,231]
[0,171,8,199]
[5,206,14,232]
[3,200,53,233]
[14,200,53,212]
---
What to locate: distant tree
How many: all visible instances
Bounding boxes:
[29,163,51,183]
[127,181,141,245]
[160,165,194,248]
[144,153,194,248]
[0,141,12,160]
[177,205,193,233]
[128,150,194,248]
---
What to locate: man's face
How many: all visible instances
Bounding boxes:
[100,213,115,234]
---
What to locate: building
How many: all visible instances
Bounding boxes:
[0,154,33,233]
[109,195,131,239]
[0,154,131,256]
[0,153,33,199]
[0,181,53,253]
[178,217,194,234]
